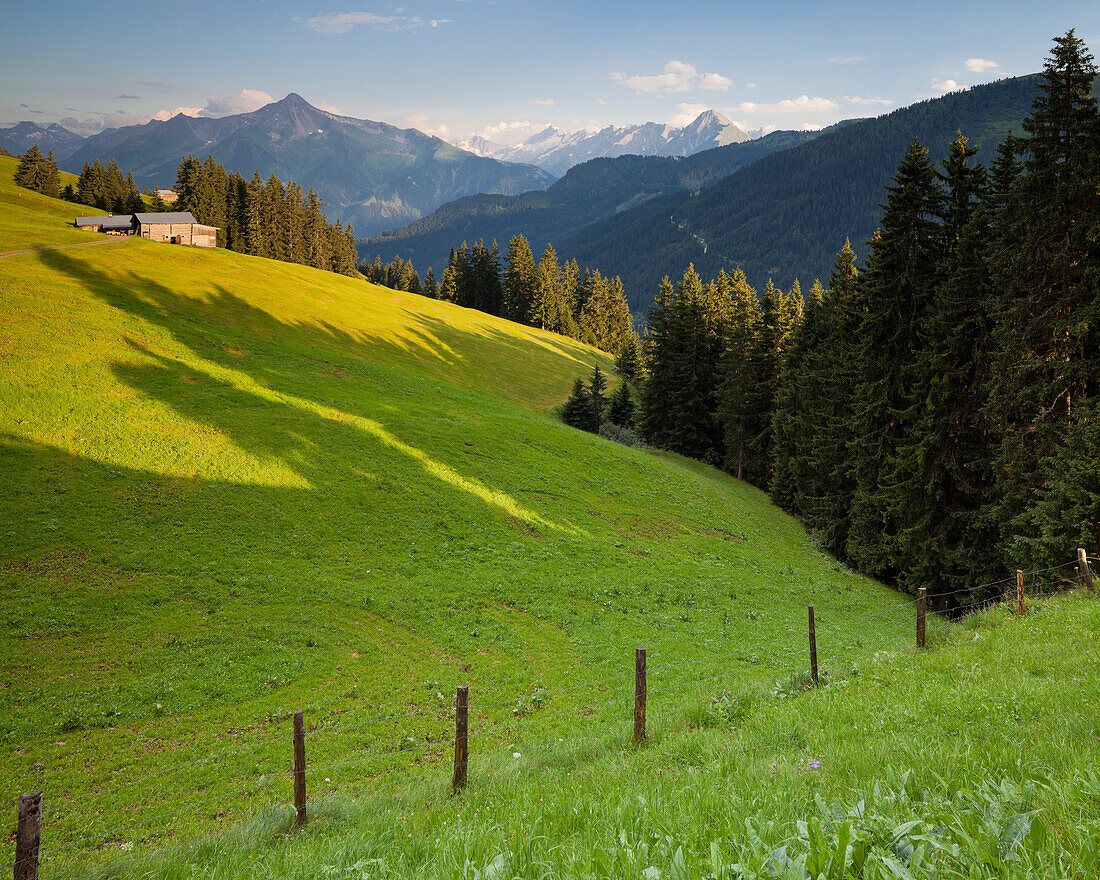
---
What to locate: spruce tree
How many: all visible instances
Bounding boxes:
[588,364,609,432]
[614,336,641,382]
[423,268,438,298]
[639,277,676,448]
[988,29,1100,569]
[805,241,862,557]
[14,145,43,190]
[667,264,719,462]
[561,378,593,431]
[503,235,537,323]
[770,280,825,512]
[886,131,1002,598]
[716,269,761,480]
[245,172,265,257]
[607,379,635,427]
[40,150,61,198]
[846,139,944,581]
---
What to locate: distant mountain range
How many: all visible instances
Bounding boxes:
[0,122,85,160]
[364,126,837,277]
[560,75,1049,313]
[453,110,751,176]
[371,76,1053,318]
[5,95,555,237]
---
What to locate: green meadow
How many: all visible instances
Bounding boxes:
[1,154,1097,878]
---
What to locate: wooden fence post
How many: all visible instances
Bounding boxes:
[1016,569,1025,615]
[452,685,469,792]
[1080,548,1093,591]
[916,587,927,649]
[14,791,42,880]
[292,710,307,827]
[634,647,646,742]
[808,605,819,685]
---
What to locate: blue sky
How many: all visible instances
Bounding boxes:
[3,1,1099,142]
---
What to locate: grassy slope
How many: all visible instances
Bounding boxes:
[117,594,1100,879]
[0,158,912,874]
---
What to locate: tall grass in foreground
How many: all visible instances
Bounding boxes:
[50,592,1100,879]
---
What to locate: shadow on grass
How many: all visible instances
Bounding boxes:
[32,247,582,533]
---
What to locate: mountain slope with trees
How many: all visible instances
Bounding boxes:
[63,94,554,236]
[362,126,835,283]
[562,75,1054,312]
[630,31,1100,602]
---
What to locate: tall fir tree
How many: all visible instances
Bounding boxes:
[987,29,1100,569]
[890,133,1000,598]
[589,365,609,433]
[607,379,636,428]
[639,277,676,448]
[503,235,537,323]
[846,138,944,582]
[716,269,762,480]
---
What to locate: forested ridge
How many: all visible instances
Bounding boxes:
[360,236,637,356]
[616,32,1100,602]
[361,126,835,290]
[563,74,1062,315]
[173,156,359,277]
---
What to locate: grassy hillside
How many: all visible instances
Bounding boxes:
[0,156,916,875]
[68,592,1100,879]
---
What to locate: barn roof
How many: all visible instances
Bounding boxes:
[133,212,198,224]
[75,215,132,230]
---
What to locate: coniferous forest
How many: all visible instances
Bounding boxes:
[629,31,1100,604]
[363,235,638,355]
[173,156,359,277]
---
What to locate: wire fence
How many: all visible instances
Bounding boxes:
[6,552,1093,878]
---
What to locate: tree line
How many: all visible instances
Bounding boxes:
[174,156,358,276]
[13,145,62,199]
[628,31,1100,603]
[362,235,638,355]
[15,145,153,212]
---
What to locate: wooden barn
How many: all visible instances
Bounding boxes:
[133,212,218,247]
[73,215,133,234]
[73,212,218,247]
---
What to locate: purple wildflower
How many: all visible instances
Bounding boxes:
[808,760,822,770]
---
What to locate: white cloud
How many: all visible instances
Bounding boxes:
[596,99,608,105]
[529,98,555,106]
[205,88,274,116]
[390,111,451,137]
[58,117,104,136]
[931,78,960,94]
[611,60,732,94]
[965,57,999,72]
[64,89,279,132]
[845,95,893,107]
[149,89,275,122]
[317,102,342,115]
[732,95,840,115]
[152,106,204,121]
[698,72,733,90]
[745,82,757,88]
[829,55,866,64]
[305,11,449,34]
[670,103,710,126]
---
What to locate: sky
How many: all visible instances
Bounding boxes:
[3,1,1100,145]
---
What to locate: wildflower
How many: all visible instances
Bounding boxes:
[809,760,821,770]
[513,752,521,758]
